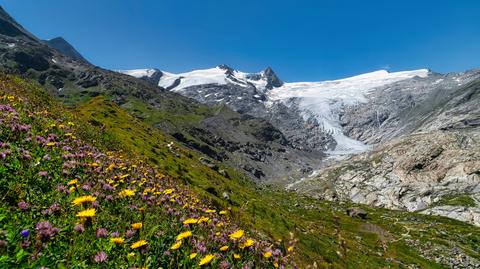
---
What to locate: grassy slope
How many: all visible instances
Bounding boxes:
[2,75,479,268]
[75,92,480,268]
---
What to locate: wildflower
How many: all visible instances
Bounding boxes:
[125,229,136,238]
[36,221,59,241]
[131,239,148,249]
[233,253,241,259]
[263,251,272,259]
[110,237,125,244]
[163,188,174,195]
[119,189,135,198]
[127,252,135,258]
[220,245,229,251]
[38,171,48,177]
[72,195,96,206]
[219,210,228,215]
[198,216,209,224]
[199,254,215,266]
[287,245,294,252]
[131,222,142,230]
[74,224,85,233]
[183,218,198,225]
[240,238,254,249]
[176,231,192,241]
[229,230,244,240]
[170,241,182,250]
[18,201,29,210]
[189,253,198,259]
[94,251,108,263]
[76,208,96,218]
[205,209,216,213]
[67,179,78,185]
[219,260,230,269]
[96,228,108,238]
[20,229,30,238]
[45,142,55,146]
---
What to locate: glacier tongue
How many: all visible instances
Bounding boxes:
[267,69,430,155]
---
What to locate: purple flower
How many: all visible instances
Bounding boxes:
[20,240,31,249]
[110,231,120,237]
[96,228,108,238]
[94,251,108,263]
[219,260,230,269]
[20,229,30,238]
[38,171,48,177]
[35,221,59,241]
[18,201,29,210]
[125,229,136,238]
[74,224,85,233]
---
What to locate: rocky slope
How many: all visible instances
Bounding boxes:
[121,65,480,225]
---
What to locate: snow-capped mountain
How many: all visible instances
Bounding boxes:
[120,65,476,157]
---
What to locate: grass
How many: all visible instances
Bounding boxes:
[1,74,480,268]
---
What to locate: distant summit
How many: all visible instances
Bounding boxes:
[0,5,37,41]
[44,37,89,64]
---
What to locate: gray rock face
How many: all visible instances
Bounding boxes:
[44,37,89,64]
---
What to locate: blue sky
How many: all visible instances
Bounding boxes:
[2,0,479,81]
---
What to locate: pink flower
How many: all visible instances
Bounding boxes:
[94,251,107,263]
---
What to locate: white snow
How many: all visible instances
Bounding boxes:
[118,69,158,78]
[158,67,230,91]
[268,69,429,155]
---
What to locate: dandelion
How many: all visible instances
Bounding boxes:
[72,195,96,206]
[163,188,174,195]
[170,241,182,250]
[131,239,148,249]
[110,237,125,244]
[233,253,241,259]
[67,179,78,185]
[219,210,228,215]
[199,254,215,266]
[131,222,142,230]
[287,245,294,252]
[189,253,198,259]
[76,208,96,218]
[229,230,244,240]
[240,238,254,249]
[183,218,198,225]
[263,251,272,259]
[220,245,229,251]
[119,189,135,198]
[176,231,192,241]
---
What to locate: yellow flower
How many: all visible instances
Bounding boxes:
[76,208,96,218]
[131,222,143,230]
[189,252,198,259]
[199,254,215,266]
[131,240,148,249]
[229,230,244,240]
[127,252,135,258]
[219,210,228,215]
[176,231,192,241]
[119,189,135,198]
[197,216,209,224]
[170,241,182,250]
[67,179,78,185]
[240,238,254,249]
[220,245,229,251]
[163,188,174,195]
[46,142,55,146]
[263,251,272,259]
[110,237,125,244]
[233,253,241,259]
[287,245,294,252]
[274,262,279,268]
[90,162,100,167]
[72,195,96,206]
[67,121,75,126]
[205,209,216,213]
[183,218,198,225]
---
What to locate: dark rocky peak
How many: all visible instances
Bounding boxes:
[263,66,283,89]
[0,5,38,41]
[217,64,235,75]
[44,37,89,64]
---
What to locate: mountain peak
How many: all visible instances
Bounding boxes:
[0,5,38,41]
[262,66,283,89]
[44,36,89,63]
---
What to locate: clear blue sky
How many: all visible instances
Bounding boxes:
[2,0,479,81]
